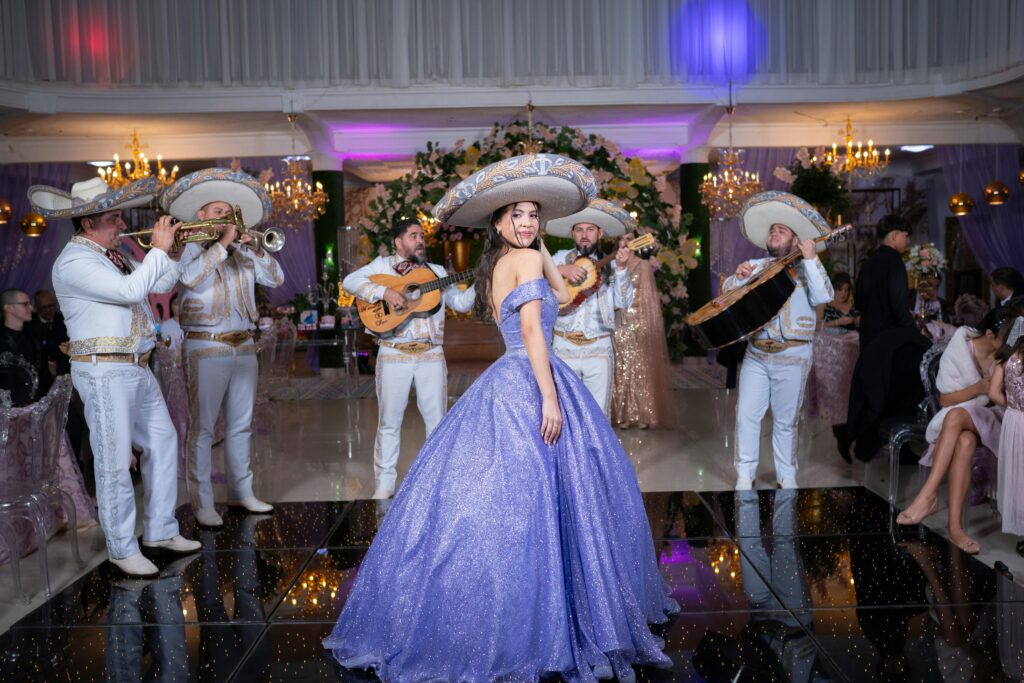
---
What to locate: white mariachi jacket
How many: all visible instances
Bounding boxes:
[52,236,180,356]
[342,255,475,345]
[552,249,634,349]
[177,242,284,333]
[722,256,834,343]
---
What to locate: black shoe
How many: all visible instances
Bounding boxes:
[1016,540,1024,560]
[832,424,852,464]
[995,560,1013,581]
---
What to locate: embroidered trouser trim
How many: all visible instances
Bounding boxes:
[373,348,447,497]
[184,340,258,510]
[734,347,812,481]
[553,347,615,419]
[71,361,180,559]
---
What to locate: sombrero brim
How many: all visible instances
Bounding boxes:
[160,168,272,228]
[29,177,159,220]
[739,191,831,253]
[545,205,634,238]
[432,154,597,229]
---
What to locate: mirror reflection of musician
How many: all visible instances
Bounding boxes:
[724,194,834,490]
[547,205,634,418]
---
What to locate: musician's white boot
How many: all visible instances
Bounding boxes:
[735,474,754,491]
[195,506,223,528]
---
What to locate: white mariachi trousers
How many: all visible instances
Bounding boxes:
[552,337,615,418]
[373,346,447,498]
[183,339,258,510]
[734,345,813,482]
[71,359,180,560]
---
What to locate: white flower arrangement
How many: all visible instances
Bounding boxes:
[905,243,948,278]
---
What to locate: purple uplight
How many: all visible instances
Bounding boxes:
[333,124,410,136]
[339,152,412,161]
[673,0,765,85]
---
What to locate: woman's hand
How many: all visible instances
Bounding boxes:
[541,393,563,445]
[975,377,991,397]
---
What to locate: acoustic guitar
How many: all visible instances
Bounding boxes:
[559,233,656,315]
[686,225,851,349]
[354,267,474,334]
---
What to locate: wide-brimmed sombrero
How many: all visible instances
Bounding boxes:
[544,198,637,238]
[432,153,597,229]
[29,176,159,220]
[739,191,832,253]
[160,168,272,228]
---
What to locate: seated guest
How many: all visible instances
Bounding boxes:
[1,288,52,402]
[159,293,184,354]
[989,303,1024,557]
[822,272,859,332]
[981,266,1024,332]
[913,274,950,323]
[896,318,1005,554]
[33,288,70,375]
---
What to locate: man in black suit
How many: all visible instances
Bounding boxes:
[1,288,52,403]
[980,266,1024,332]
[835,215,929,462]
[32,288,71,375]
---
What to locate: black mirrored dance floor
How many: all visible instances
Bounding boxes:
[2,488,1023,681]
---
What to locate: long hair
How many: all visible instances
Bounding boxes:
[472,202,540,320]
[995,299,1024,364]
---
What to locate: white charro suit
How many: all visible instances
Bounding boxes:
[343,256,475,498]
[551,249,634,417]
[52,236,181,560]
[723,256,833,482]
[177,242,284,511]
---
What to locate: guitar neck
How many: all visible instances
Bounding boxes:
[419,269,474,294]
[778,225,851,266]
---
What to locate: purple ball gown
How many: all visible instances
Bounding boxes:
[324,278,676,681]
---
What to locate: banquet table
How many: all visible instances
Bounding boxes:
[802,329,860,424]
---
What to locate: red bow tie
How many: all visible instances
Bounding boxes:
[106,249,132,274]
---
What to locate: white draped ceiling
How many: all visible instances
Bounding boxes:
[2,0,1023,91]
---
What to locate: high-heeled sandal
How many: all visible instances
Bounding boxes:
[896,497,938,526]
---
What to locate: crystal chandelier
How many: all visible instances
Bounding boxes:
[96,130,178,189]
[700,85,761,221]
[824,116,891,178]
[265,114,329,228]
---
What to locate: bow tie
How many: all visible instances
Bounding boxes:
[105,249,132,274]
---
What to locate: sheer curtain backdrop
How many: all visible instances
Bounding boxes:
[0,163,74,295]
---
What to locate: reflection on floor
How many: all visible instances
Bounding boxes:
[2,488,1024,682]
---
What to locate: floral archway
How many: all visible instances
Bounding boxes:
[354,120,699,358]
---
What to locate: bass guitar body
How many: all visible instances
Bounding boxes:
[686,260,796,349]
[355,270,443,334]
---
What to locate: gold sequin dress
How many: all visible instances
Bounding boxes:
[611,255,677,428]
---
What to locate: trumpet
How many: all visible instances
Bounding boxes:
[121,206,285,253]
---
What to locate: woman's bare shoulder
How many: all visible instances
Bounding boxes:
[503,248,543,279]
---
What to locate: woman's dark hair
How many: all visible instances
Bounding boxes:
[830,272,852,290]
[472,202,540,320]
[995,299,1024,363]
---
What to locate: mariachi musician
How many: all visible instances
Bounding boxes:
[342,218,475,500]
[722,192,834,491]
[546,198,633,417]
[161,168,284,528]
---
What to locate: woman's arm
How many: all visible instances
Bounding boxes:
[989,363,1007,407]
[539,241,570,304]
[514,249,563,444]
[939,378,990,408]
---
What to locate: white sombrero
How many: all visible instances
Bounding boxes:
[544,198,637,238]
[160,167,272,228]
[739,191,832,253]
[28,176,159,220]
[432,153,597,229]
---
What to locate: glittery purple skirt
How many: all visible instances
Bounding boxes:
[324,349,675,681]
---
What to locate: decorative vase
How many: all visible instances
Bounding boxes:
[451,239,471,272]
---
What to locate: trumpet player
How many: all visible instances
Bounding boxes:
[31,177,201,578]
[161,168,284,528]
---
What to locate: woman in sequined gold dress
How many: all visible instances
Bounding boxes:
[611,235,677,429]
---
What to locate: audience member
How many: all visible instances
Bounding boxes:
[1,288,52,402]
[32,288,70,375]
[855,215,915,349]
[822,272,859,332]
[981,267,1024,332]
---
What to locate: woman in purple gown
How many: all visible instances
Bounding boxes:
[324,154,676,681]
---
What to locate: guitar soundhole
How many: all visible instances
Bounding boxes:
[406,286,421,301]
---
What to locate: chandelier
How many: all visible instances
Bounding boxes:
[96,130,179,189]
[265,113,329,228]
[700,85,761,221]
[824,116,891,178]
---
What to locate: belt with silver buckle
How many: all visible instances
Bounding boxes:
[185,330,253,346]
[377,340,435,354]
[554,330,610,346]
[751,339,808,353]
[70,351,152,367]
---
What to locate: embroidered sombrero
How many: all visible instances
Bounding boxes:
[544,198,637,238]
[432,153,597,229]
[160,168,272,228]
[28,177,159,220]
[739,191,832,253]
